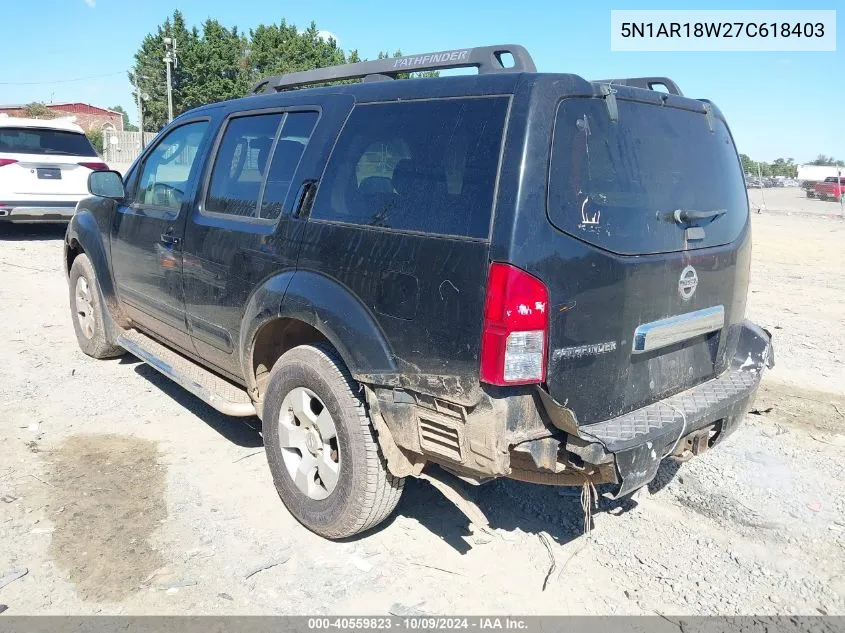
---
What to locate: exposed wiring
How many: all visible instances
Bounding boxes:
[663,401,689,458]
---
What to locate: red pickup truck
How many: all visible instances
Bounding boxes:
[813,176,845,201]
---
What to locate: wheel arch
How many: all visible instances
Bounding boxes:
[240,269,396,400]
[64,207,121,321]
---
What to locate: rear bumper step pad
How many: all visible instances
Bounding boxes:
[579,320,773,497]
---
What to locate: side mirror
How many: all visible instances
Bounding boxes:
[88,170,125,199]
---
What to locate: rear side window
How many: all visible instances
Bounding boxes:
[310,97,508,239]
[0,127,97,157]
[548,99,749,255]
[205,113,283,217]
[260,112,318,220]
[205,111,317,219]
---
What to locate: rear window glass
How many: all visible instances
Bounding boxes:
[310,97,508,239]
[547,99,748,255]
[0,127,97,157]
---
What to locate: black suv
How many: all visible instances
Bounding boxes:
[65,45,774,538]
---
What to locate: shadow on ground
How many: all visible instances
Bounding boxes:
[123,357,263,448]
[0,223,67,241]
[115,353,686,551]
[387,462,675,553]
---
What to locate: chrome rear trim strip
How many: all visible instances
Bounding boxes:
[632,305,725,354]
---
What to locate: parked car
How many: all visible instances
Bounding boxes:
[803,181,818,197]
[813,176,845,201]
[0,116,108,222]
[64,45,774,538]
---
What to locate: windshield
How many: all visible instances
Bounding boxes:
[547,98,748,255]
[0,127,98,157]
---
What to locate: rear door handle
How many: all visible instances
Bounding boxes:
[293,179,319,219]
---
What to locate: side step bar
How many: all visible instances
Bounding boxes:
[118,329,257,417]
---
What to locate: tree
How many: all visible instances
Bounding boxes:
[770,157,797,178]
[109,105,138,131]
[247,21,347,85]
[178,19,250,109]
[23,102,58,119]
[131,10,197,131]
[131,12,441,131]
[86,129,104,154]
[741,155,798,178]
[809,154,845,167]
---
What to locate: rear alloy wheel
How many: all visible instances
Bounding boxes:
[68,254,123,359]
[263,343,404,539]
[278,386,341,501]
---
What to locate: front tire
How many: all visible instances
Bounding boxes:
[68,254,123,359]
[263,343,404,539]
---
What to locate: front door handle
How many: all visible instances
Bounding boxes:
[160,228,181,246]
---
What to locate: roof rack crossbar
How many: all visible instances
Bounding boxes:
[593,76,683,97]
[250,44,536,94]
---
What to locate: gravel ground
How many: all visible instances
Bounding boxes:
[747,186,845,218]
[0,211,843,616]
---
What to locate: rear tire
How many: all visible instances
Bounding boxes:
[68,254,123,359]
[262,343,404,539]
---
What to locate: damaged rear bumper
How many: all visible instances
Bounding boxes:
[576,319,774,497]
[371,320,773,494]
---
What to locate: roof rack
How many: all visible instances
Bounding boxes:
[594,76,683,97]
[250,44,536,94]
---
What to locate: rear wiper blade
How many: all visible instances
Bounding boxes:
[672,208,727,224]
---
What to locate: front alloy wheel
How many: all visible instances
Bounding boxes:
[75,276,96,340]
[67,253,123,359]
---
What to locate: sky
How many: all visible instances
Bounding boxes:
[1,0,840,163]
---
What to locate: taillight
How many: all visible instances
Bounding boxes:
[0,158,18,168]
[78,162,109,171]
[480,262,549,386]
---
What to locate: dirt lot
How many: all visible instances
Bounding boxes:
[0,200,843,616]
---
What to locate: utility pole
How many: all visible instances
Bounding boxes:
[163,37,178,123]
[132,71,145,148]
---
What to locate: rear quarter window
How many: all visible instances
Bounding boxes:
[547,98,749,255]
[310,97,509,239]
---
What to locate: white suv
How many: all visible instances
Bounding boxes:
[0,116,108,223]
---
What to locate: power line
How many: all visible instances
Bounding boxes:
[0,71,126,86]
